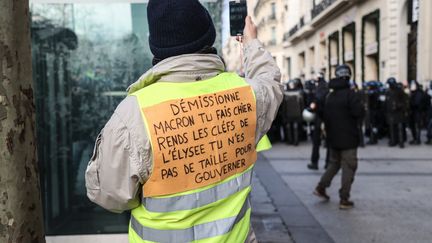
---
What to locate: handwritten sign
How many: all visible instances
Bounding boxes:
[142,86,257,197]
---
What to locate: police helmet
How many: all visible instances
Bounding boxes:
[302,108,316,123]
[387,77,396,85]
[287,78,302,91]
[386,77,397,89]
[364,81,382,94]
[287,79,299,90]
[304,80,316,92]
[335,64,352,79]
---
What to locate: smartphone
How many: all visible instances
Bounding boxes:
[229,0,248,36]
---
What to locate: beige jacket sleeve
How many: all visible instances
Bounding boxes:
[85,97,151,213]
[243,39,284,144]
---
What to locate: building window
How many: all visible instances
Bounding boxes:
[287,57,292,80]
[271,26,277,45]
[271,2,276,19]
[309,46,316,77]
[328,31,339,79]
[299,52,306,79]
[342,22,356,82]
[362,10,380,82]
[319,40,327,77]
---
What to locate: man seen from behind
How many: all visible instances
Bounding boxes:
[313,65,365,209]
[85,0,283,242]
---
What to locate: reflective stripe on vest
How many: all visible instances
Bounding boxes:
[131,197,251,243]
[142,168,253,212]
[129,72,257,243]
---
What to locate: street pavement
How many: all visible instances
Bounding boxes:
[251,141,432,243]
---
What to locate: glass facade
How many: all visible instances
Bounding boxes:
[30,0,222,236]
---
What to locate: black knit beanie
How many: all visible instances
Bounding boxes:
[147,0,216,60]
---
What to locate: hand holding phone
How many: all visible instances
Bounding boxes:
[242,16,257,45]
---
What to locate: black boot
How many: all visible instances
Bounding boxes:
[307,163,318,170]
[314,186,330,200]
[339,199,355,210]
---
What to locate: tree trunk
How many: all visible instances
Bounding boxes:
[0,1,46,243]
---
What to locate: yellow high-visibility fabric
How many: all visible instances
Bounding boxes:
[129,72,257,243]
[256,135,272,152]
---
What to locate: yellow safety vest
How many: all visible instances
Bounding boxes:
[129,72,265,243]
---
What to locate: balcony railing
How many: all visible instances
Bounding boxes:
[288,25,299,37]
[299,16,305,28]
[287,15,305,38]
[311,0,337,19]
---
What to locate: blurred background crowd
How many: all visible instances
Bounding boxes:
[269,75,432,148]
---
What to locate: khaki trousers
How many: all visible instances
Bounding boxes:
[318,148,358,200]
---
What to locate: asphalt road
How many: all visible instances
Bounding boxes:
[252,141,432,243]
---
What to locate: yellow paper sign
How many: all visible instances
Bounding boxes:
[142,86,257,197]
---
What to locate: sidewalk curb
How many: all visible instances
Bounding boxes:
[255,154,335,243]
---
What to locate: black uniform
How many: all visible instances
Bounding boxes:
[281,80,305,145]
[409,81,428,144]
[426,82,432,144]
[385,82,408,148]
[309,77,329,168]
[364,81,383,144]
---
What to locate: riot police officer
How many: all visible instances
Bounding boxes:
[426,81,432,145]
[304,79,317,107]
[408,80,428,145]
[385,78,408,148]
[280,79,305,145]
[364,81,384,144]
[308,73,329,170]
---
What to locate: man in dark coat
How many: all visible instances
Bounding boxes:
[308,72,329,170]
[313,64,364,209]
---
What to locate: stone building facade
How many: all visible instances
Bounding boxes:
[223,0,432,86]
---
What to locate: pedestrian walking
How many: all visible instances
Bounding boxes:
[84,1,283,242]
[308,72,329,170]
[313,64,364,210]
